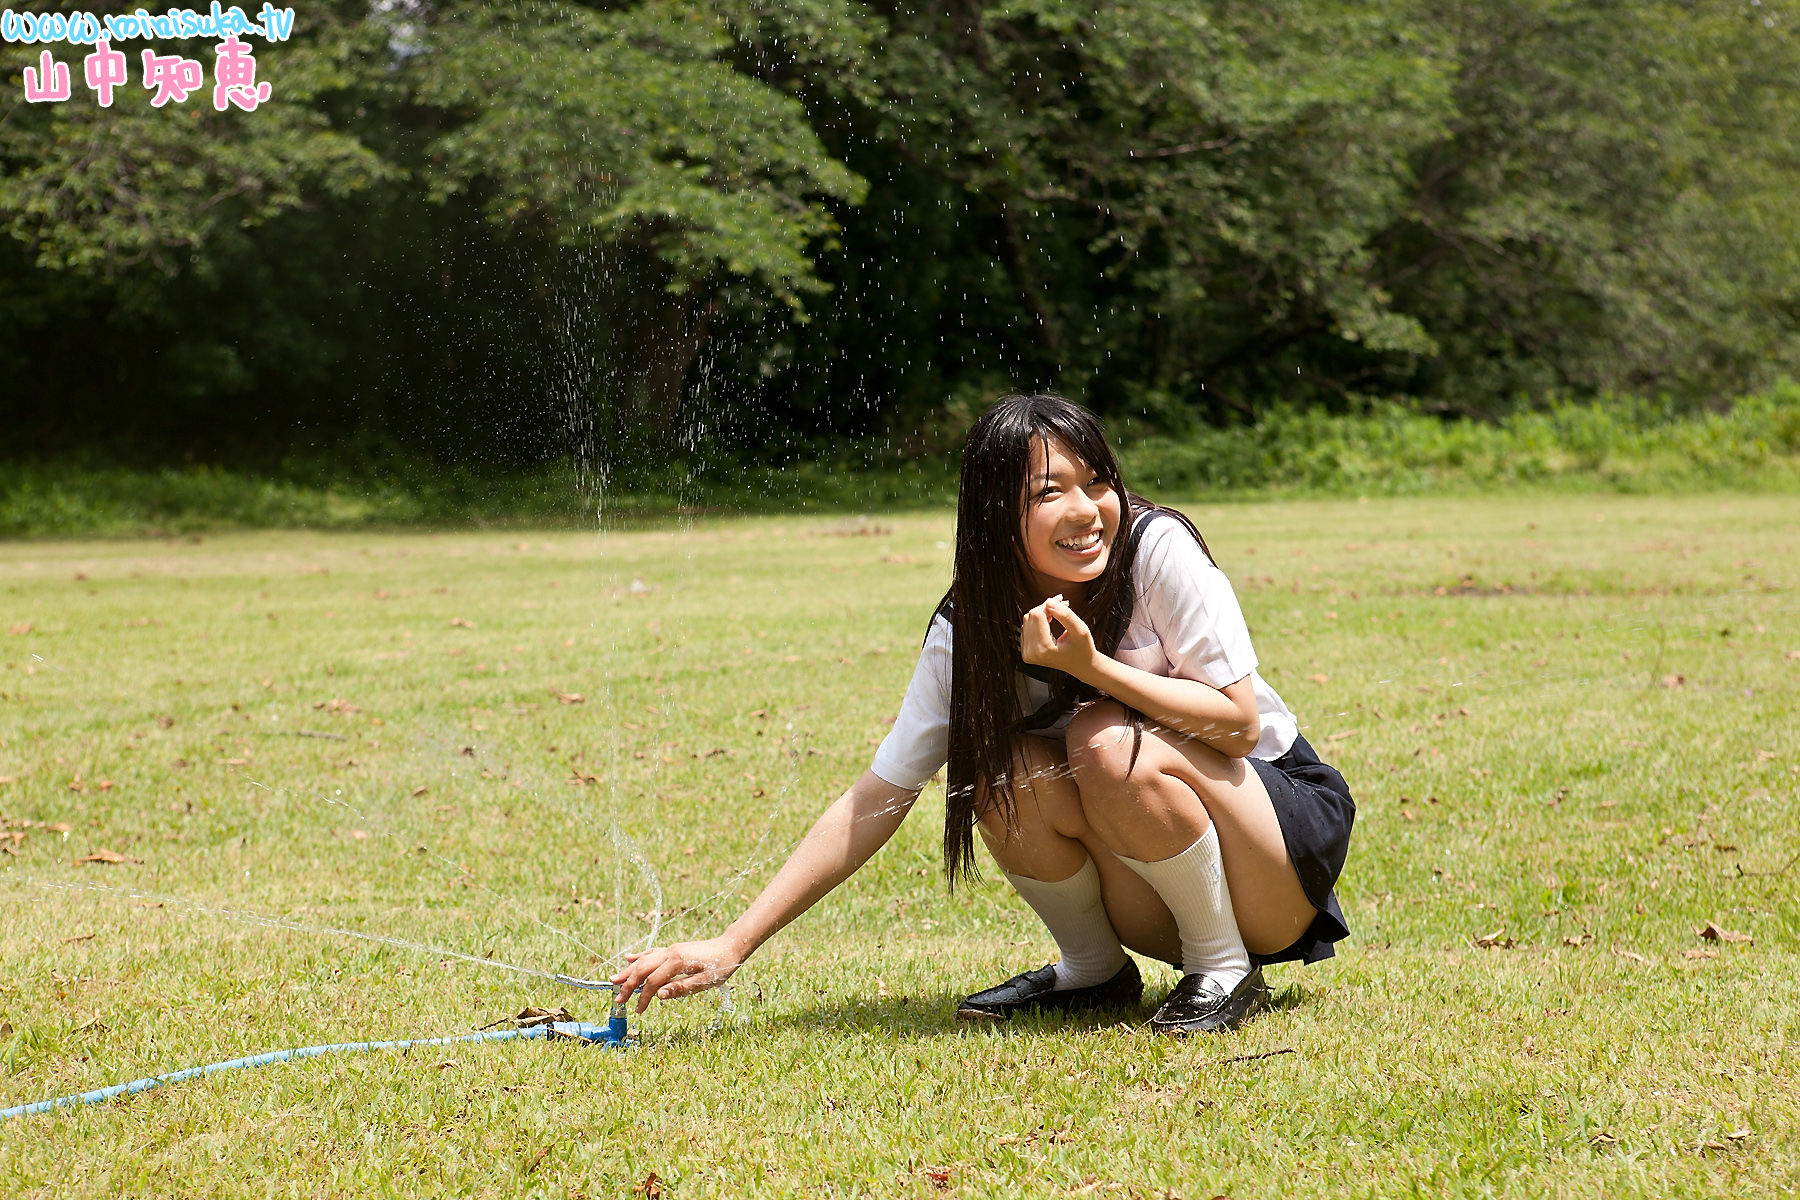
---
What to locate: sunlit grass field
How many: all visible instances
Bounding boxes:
[1,493,1796,1197]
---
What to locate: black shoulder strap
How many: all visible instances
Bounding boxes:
[1128,502,1216,567]
[925,595,954,645]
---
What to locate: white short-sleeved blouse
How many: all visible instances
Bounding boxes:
[870,514,1299,791]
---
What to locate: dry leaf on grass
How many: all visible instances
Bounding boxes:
[634,1171,663,1199]
[999,1126,1078,1149]
[77,849,142,865]
[1697,920,1752,945]
[555,692,585,705]
[449,617,475,628]
[910,1166,953,1190]
[1611,947,1653,964]
[1684,949,1718,961]
[410,786,429,797]
[1473,929,1516,949]
[568,769,600,786]
[7,623,31,635]
[481,1006,574,1031]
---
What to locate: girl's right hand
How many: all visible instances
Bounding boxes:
[610,937,744,1012]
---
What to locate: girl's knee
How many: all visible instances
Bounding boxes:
[1066,706,1224,851]
[1066,702,1139,788]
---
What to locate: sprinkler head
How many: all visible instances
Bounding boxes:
[549,974,633,1045]
[607,998,630,1042]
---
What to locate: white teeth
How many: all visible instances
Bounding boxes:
[1056,531,1101,551]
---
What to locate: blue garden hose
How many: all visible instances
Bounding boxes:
[3,1005,631,1120]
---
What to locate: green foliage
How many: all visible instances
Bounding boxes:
[413,1,862,304]
[1378,0,1800,408]
[1,0,1798,458]
[0,2,391,274]
[771,0,1455,423]
[1124,380,1800,497]
[5,387,1795,537]
[398,0,868,443]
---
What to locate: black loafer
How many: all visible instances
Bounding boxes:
[956,958,1142,1021]
[1149,967,1270,1035]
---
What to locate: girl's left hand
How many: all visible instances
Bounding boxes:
[1020,595,1097,678]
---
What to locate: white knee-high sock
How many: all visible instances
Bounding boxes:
[1003,857,1129,990]
[1117,826,1250,988]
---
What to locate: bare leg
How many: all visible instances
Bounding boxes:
[976,735,1181,966]
[1064,702,1314,957]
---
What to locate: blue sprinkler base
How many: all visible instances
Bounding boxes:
[562,1016,634,1045]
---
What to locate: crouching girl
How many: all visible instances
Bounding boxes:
[614,394,1355,1034]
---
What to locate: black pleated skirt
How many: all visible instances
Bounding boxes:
[1247,733,1356,965]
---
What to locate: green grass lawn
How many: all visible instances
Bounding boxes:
[1,494,1796,1197]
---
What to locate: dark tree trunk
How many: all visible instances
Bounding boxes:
[598,255,719,454]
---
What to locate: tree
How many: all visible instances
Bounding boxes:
[734,0,1453,428]
[406,0,865,452]
[0,2,389,276]
[1375,0,1800,410]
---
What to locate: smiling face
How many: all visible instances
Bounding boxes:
[1018,434,1123,602]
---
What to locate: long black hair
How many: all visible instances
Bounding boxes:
[936,394,1214,884]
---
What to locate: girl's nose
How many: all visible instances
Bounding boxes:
[1068,487,1100,521]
